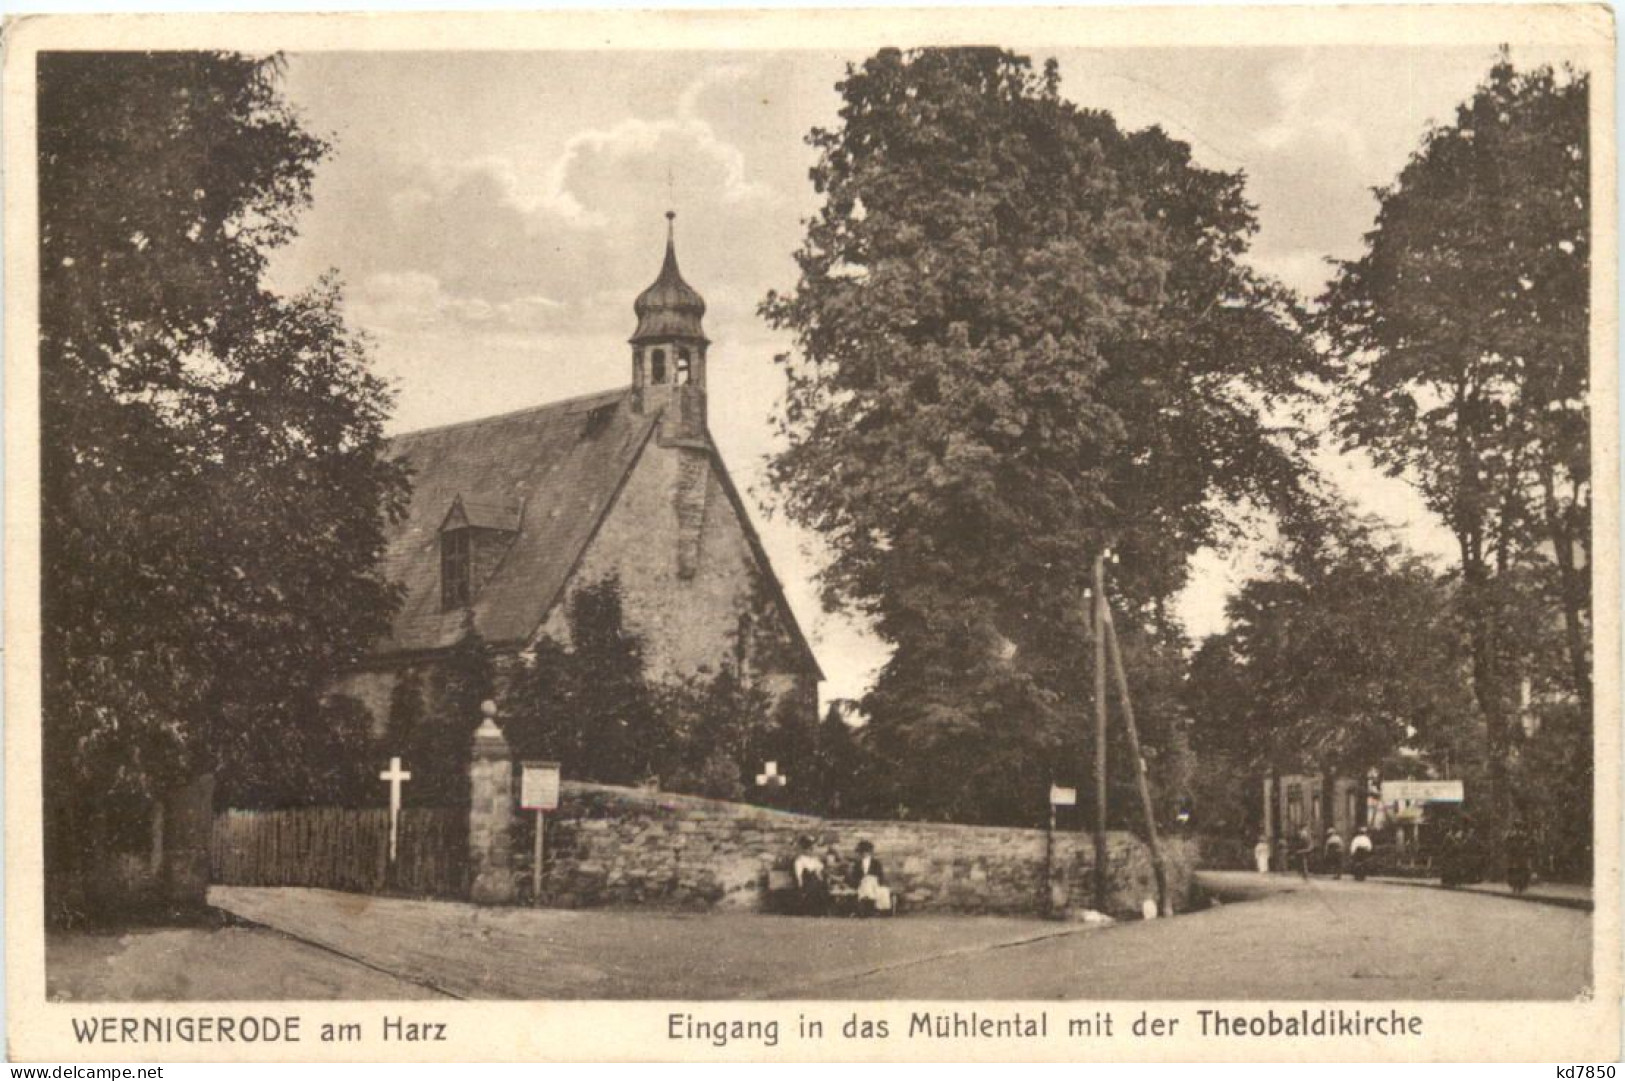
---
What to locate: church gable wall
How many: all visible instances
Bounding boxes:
[538,438,814,717]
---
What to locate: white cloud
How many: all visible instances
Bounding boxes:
[350,271,565,334]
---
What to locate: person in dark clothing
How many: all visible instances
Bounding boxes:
[1439,827,1464,887]
[1324,829,1346,880]
[1293,827,1314,880]
[1505,824,1534,895]
[847,840,887,915]
[1460,820,1485,885]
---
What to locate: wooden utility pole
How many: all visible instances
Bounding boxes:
[1046,789,1057,917]
[1091,552,1110,915]
[1101,593,1173,917]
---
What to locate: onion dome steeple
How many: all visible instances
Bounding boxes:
[631,211,708,345]
[629,212,709,427]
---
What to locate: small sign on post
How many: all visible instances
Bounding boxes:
[1380,779,1465,823]
[521,760,562,905]
[1045,783,1077,917]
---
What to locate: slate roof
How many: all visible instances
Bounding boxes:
[374,388,659,655]
[371,387,823,681]
[441,497,522,533]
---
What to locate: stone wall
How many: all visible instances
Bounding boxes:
[532,781,1198,920]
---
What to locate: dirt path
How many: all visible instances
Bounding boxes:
[209,886,1089,999]
[48,925,448,1002]
[52,875,1589,1002]
[813,873,1592,1000]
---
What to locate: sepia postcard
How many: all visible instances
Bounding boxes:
[3,5,1618,1063]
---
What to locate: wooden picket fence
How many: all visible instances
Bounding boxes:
[211,807,468,898]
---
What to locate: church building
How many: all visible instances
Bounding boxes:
[334,214,822,735]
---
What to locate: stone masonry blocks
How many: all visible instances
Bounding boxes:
[468,716,516,904]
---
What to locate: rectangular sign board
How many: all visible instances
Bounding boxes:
[1381,779,1465,804]
[521,760,562,811]
[1049,784,1077,807]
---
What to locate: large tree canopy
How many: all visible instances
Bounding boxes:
[1320,57,1590,835]
[763,48,1318,823]
[1187,503,1481,785]
[40,52,407,825]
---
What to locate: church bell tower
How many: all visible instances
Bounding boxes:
[630,211,708,443]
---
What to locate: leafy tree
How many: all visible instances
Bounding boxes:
[660,666,773,801]
[1510,699,1592,879]
[506,577,801,800]
[506,577,666,785]
[1320,56,1590,836]
[410,617,496,806]
[1186,506,1482,803]
[39,52,406,860]
[763,47,1317,823]
[385,668,429,757]
[805,702,876,816]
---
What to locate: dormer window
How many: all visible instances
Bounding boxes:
[438,495,520,612]
[441,528,471,610]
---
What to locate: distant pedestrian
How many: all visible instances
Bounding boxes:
[1349,827,1374,881]
[1505,824,1533,895]
[1462,821,1486,885]
[1253,836,1272,874]
[1324,829,1346,880]
[1293,827,1314,880]
[1439,827,1464,887]
[1275,836,1289,874]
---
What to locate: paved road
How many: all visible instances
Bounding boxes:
[50,875,1590,1001]
[813,872,1591,1000]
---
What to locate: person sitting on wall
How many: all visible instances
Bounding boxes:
[1349,826,1374,881]
[847,840,888,916]
[792,835,828,915]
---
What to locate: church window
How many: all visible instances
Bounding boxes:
[735,612,753,674]
[651,348,667,384]
[582,402,616,437]
[441,529,471,610]
[675,350,692,386]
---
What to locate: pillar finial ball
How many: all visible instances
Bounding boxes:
[480,699,498,719]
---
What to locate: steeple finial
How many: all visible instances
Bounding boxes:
[631,211,707,345]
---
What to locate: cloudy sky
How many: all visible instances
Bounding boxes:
[267,43,1586,702]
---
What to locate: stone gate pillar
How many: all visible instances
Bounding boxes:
[468,701,516,904]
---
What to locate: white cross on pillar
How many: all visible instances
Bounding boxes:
[379,756,412,865]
